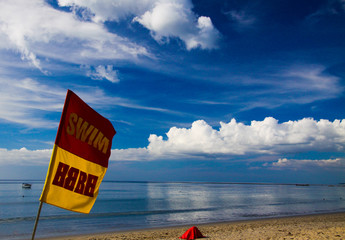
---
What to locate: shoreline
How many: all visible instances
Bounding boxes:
[39,212,345,240]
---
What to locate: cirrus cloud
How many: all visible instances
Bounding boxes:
[0,76,173,129]
[0,0,149,71]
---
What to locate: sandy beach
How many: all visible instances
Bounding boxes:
[40,212,345,240]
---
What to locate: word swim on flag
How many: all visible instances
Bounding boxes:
[40,90,116,214]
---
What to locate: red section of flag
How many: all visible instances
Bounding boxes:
[55,90,116,168]
[179,226,205,240]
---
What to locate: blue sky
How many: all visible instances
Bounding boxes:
[0,0,344,184]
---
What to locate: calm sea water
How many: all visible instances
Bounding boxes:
[0,180,344,239]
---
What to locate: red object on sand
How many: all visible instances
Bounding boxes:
[179,226,204,240]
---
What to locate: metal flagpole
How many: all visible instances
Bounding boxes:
[31,201,43,240]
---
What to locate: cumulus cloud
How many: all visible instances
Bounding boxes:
[268,157,345,170]
[147,117,345,157]
[0,0,148,71]
[83,65,120,83]
[1,117,345,165]
[58,0,221,50]
[134,2,220,50]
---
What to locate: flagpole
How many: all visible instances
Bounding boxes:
[31,201,43,240]
[32,144,58,240]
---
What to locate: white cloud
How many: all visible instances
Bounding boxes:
[59,0,221,50]
[0,147,52,166]
[147,117,345,157]
[110,148,152,161]
[2,117,345,165]
[234,65,343,110]
[280,65,341,96]
[58,0,153,22]
[269,157,345,170]
[83,65,120,83]
[0,147,148,166]
[0,0,148,71]
[0,75,175,128]
[226,10,256,30]
[307,0,345,20]
[193,16,221,50]
[133,1,220,50]
[0,77,65,128]
[0,146,171,166]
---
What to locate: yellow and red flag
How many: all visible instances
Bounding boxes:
[40,90,116,214]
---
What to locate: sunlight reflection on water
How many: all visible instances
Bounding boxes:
[0,181,344,239]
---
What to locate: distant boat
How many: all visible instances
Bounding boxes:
[296,184,309,186]
[22,183,31,189]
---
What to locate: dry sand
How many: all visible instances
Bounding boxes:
[41,212,345,240]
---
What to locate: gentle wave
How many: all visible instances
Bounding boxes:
[0,198,341,223]
[1,181,344,240]
[0,207,221,224]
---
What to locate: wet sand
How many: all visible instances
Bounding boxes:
[40,212,345,240]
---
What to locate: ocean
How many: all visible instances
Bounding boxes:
[0,180,344,239]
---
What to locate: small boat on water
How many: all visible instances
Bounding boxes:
[22,183,32,189]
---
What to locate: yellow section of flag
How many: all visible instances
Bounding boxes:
[40,145,107,214]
